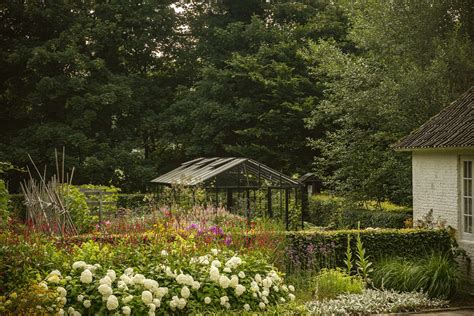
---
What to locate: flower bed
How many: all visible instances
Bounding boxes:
[11,249,295,315]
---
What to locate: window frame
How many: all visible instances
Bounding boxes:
[461,156,474,241]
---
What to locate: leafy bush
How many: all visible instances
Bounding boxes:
[0,180,9,226]
[373,253,462,298]
[342,209,411,229]
[307,289,448,315]
[286,229,452,271]
[0,232,69,294]
[313,269,364,300]
[25,250,296,314]
[0,283,62,314]
[62,185,97,233]
[307,195,344,228]
[78,184,120,215]
[307,194,412,229]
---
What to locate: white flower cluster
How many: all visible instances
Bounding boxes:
[206,255,294,311]
[65,261,170,315]
[43,249,295,314]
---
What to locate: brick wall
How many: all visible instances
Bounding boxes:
[412,151,459,228]
[412,150,474,278]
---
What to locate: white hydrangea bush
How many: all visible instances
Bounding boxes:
[40,249,296,315]
[306,289,448,315]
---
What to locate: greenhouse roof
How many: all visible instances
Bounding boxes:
[150,157,300,188]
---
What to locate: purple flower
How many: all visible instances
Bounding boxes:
[209,225,224,236]
[224,236,232,246]
[187,223,198,230]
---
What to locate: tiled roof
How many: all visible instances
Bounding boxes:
[393,86,474,150]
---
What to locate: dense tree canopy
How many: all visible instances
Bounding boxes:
[1,0,473,205]
[303,0,474,204]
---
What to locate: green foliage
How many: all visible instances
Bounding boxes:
[78,184,120,215]
[355,226,373,283]
[303,0,474,205]
[307,195,411,229]
[343,235,352,274]
[0,1,181,192]
[7,194,26,221]
[27,247,296,314]
[373,254,463,299]
[343,209,411,229]
[307,194,344,228]
[313,268,364,300]
[0,0,354,192]
[117,194,147,210]
[0,0,472,208]
[61,185,96,233]
[71,240,116,268]
[0,232,69,294]
[286,228,452,270]
[0,180,9,226]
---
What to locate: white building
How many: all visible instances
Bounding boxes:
[394,87,473,270]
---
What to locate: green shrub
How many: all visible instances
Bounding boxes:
[373,253,462,298]
[342,209,411,229]
[0,232,69,293]
[0,179,9,226]
[78,184,120,215]
[26,249,297,314]
[314,268,364,300]
[307,195,344,228]
[307,194,412,229]
[285,229,452,271]
[62,185,97,233]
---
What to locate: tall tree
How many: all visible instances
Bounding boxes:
[303,0,474,204]
[163,0,350,174]
[0,1,181,191]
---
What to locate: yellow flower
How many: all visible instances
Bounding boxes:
[9,292,17,299]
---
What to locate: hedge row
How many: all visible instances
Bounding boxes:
[341,209,411,229]
[60,228,453,273]
[285,228,452,268]
[307,196,412,229]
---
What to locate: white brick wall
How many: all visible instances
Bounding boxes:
[412,150,474,277]
[412,152,459,228]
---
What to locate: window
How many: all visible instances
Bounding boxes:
[463,160,473,234]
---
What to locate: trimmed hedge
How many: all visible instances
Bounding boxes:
[286,228,452,268]
[341,209,411,229]
[60,228,453,275]
[307,195,412,229]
